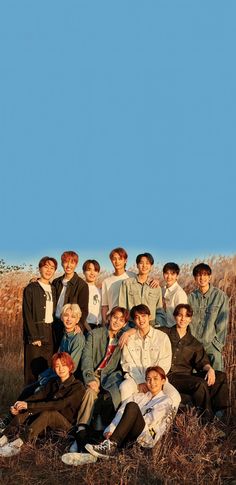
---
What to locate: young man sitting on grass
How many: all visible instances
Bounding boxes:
[0,352,85,458]
[120,304,181,410]
[69,306,130,452]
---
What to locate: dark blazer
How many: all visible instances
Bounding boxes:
[23,282,56,343]
[81,326,123,409]
[26,375,85,424]
[52,273,89,330]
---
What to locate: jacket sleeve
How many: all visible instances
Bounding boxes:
[155,289,167,327]
[81,332,96,384]
[212,295,229,351]
[22,285,40,342]
[77,283,89,327]
[68,334,85,370]
[192,344,211,371]
[156,333,172,374]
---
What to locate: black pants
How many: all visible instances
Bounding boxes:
[24,336,53,386]
[168,370,228,416]
[111,402,145,447]
[5,410,71,442]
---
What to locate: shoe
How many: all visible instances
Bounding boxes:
[61,452,97,466]
[85,439,117,459]
[69,440,78,453]
[0,435,8,447]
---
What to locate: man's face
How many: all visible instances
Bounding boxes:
[175,308,191,331]
[84,263,99,284]
[54,359,70,381]
[137,256,152,276]
[109,310,126,334]
[133,311,151,333]
[110,253,127,273]
[163,270,178,288]
[62,258,77,277]
[146,370,165,395]
[39,260,56,281]
[194,270,211,290]
[62,309,79,333]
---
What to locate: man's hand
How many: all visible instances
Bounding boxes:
[87,381,100,393]
[10,405,19,415]
[32,340,42,347]
[14,401,28,411]
[118,328,136,349]
[103,431,112,439]
[138,383,149,393]
[149,278,159,288]
[204,367,216,386]
[74,324,81,334]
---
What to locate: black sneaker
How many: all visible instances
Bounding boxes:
[85,439,117,459]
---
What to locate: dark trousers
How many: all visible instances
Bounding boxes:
[5,410,71,442]
[168,370,228,416]
[24,325,54,385]
[111,402,145,447]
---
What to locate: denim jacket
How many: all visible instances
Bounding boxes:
[188,285,229,370]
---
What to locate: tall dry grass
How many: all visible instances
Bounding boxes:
[0,256,235,484]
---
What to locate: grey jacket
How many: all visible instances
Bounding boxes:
[81,326,123,409]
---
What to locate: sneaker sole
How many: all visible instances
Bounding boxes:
[85,443,110,460]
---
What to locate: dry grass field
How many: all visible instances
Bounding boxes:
[0,256,235,484]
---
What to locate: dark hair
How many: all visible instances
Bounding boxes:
[61,251,79,265]
[51,352,75,374]
[82,259,100,273]
[38,256,58,271]
[136,253,154,265]
[173,303,193,318]
[163,262,180,275]
[109,306,130,323]
[130,304,151,321]
[193,263,212,277]
[109,247,128,261]
[145,365,166,381]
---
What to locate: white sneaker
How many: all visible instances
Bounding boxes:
[0,435,8,447]
[0,443,21,457]
[85,439,117,459]
[61,452,97,466]
[10,438,23,448]
[69,440,78,453]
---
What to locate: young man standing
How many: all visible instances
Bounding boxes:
[82,259,102,332]
[188,263,229,371]
[101,248,135,324]
[162,262,188,327]
[120,304,180,410]
[119,253,166,327]
[52,251,89,345]
[23,256,57,385]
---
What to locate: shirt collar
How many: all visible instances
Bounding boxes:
[135,325,154,340]
[164,281,178,293]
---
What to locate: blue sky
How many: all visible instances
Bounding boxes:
[0,1,235,270]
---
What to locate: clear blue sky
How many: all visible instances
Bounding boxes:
[0,1,235,270]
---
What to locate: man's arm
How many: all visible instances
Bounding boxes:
[155,288,167,327]
[212,294,229,351]
[81,332,96,384]
[155,332,172,374]
[120,343,145,384]
[22,286,40,342]
[118,280,128,309]
[77,283,89,329]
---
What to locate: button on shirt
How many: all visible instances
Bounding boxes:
[159,326,210,375]
[121,326,172,384]
[119,276,166,326]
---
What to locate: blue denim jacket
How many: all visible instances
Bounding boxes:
[188,285,229,371]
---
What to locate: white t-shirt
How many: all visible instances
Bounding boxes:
[38,281,54,324]
[101,271,135,313]
[87,284,102,325]
[55,279,68,318]
[162,281,188,327]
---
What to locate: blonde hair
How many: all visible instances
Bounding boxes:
[61,303,82,322]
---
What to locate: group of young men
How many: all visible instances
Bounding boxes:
[0,248,229,458]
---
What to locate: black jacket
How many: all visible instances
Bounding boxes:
[26,375,85,423]
[23,282,56,343]
[52,273,89,330]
